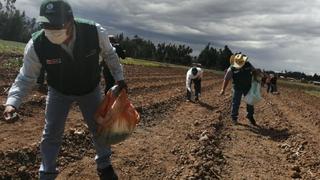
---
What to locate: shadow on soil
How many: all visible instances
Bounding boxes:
[239,123,291,142]
[197,101,216,111]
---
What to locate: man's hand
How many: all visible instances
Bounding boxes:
[3,105,19,122]
[117,80,128,92]
[219,89,225,96]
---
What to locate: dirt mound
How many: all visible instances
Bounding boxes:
[0,63,320,179]
[0,126,93,179]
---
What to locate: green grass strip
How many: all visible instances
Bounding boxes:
[0,39,25,55]
[121,58,224,75]
[305,90,320,97]
[279,79,320,92]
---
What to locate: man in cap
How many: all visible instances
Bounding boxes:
[186,66,203,101]
[2,0,125,179]
[101,35,126,93]
[220,53,257,125]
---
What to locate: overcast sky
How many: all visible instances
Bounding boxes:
[15,0,320,74]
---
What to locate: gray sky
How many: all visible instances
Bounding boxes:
[15,0,320,74]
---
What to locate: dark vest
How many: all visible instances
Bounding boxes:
[112,43,126,59]
[231,62,253,93]
[32,18,101,95]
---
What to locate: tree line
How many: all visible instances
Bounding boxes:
[116,34,195,66]
[116,33,232,71]
[0,0,37,43]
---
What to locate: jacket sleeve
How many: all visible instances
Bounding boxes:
[115,45,126,59]
[224,67,233,81]
[198,68,203,79]
[186,71,192,91]
[96,23,124,81]
[6,39,42,108]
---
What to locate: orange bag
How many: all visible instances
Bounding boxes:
[95,86,140,145]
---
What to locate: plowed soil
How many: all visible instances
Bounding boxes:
[0,56,319,180]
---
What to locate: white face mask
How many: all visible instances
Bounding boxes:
[44,29,68,44]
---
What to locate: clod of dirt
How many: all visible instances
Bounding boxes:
[291,165,301,172]
[193,121,200,126]
[291,171,302,179]
[0,106,4,121]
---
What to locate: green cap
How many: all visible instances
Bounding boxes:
[37,0,73,28]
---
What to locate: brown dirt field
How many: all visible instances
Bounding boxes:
[0,57,320,179]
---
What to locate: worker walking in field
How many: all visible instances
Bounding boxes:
[266,74,272,93]
[2,0,126,179]
[261,73,267,87]
[270,74,278,94]
[101,35,126,93]
[186,65,203,102]
[220,53,257,125]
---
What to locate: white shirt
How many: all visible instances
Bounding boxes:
[6,23,124,108]
[186,67,203,91]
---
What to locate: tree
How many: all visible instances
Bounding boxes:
[313,73,319,81]
[197,44,233,71]
[219,45,233,70]
[116,34,193,65]
[0,0,36,42]
[197,43,211,67]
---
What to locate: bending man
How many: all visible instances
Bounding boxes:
[3,0,126,179]
[186,66,203,101]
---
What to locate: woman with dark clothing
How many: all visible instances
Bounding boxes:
[270,74,278,93]
[266,74,271,93]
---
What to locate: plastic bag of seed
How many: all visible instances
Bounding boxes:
[95,85,140,145]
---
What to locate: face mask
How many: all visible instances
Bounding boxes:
[44,29,68,44]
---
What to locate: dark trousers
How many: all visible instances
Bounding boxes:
[37,67,46,85]
[39,86,111,179]
[187,79,201,100]
[267,83,271,93]
[270,84,277,93]
[102,66,115,94]
[231,89,254,120]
